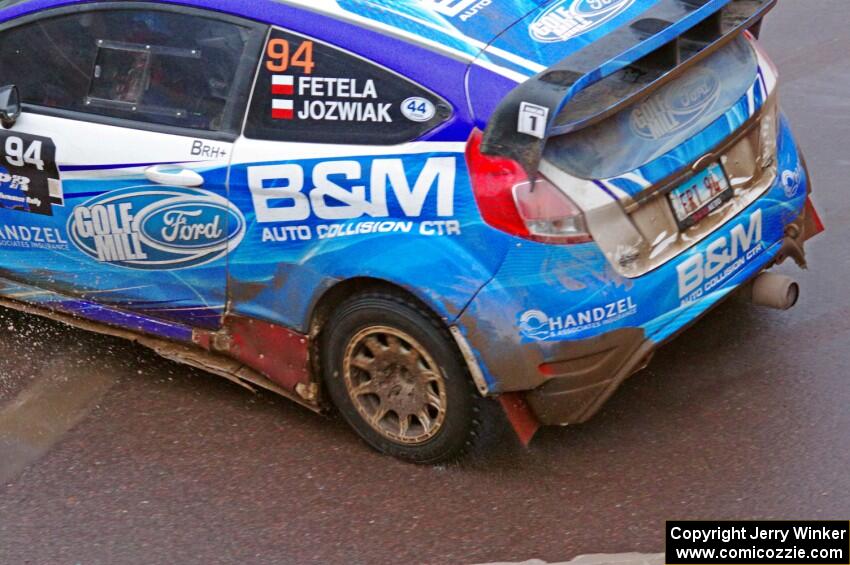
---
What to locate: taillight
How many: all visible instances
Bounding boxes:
[465,129,592,244]
[745,32,780,169]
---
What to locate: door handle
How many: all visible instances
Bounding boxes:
[145,165,205,188]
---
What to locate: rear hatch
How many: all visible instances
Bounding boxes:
[474,0,776,173]
[541,33,779,278]
[466,0,779,277]
[544,33,759,187]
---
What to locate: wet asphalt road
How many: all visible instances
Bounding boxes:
[1,3,849,564]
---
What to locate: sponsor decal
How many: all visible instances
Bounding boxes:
[677,209,765,303]
[530,0,636,43]
[781,166,802,199]
[0,223,68,251]
[260,220,462,243]
[0,170,39,211]
[631,69,721,140]
[68,186,245,270]
[423,0,477,17]
[248,155,461,243]
[519,297,638,341]
[190,140,228,160]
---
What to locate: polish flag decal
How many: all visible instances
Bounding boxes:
[271,75,295,95]
[272,99,294,120]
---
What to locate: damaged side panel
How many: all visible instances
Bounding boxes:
[224,141,512,332]
[0,278,322,411]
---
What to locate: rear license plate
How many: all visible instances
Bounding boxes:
[667,163,733,230]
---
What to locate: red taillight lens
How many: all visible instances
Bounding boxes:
[465,129,529,237]
[465,129,592,244]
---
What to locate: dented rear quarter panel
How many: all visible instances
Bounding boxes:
[225,145,513,332]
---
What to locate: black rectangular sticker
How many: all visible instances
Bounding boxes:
[0,129,62,216]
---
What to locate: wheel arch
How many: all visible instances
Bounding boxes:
[307,276,443,340]
[306,276,491,398]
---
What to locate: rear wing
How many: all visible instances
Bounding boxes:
[480,0,777,177]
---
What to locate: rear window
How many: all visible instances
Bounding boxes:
[244,27,452,145]
[544,36,759,180]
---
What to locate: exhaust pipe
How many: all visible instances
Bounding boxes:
[750,272,799,310]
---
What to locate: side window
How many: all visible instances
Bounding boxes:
[245,28,452,145]
[0,9,259,132]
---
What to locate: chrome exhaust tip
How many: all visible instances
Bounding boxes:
[750,272,799,311]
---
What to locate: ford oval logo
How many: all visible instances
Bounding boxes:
[68,186,245,270]
[630,69,721,140]
[530,0,636,43]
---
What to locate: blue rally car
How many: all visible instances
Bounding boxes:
[0,0,823,462]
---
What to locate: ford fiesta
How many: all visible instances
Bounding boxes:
[0,0,822,463]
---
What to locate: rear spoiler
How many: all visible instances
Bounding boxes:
[480,0,777,177]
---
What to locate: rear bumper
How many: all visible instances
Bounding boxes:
[526,197,820,426]
[456,124,822,427]
[523,326,648,426]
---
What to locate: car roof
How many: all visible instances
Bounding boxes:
[0,0,546,79]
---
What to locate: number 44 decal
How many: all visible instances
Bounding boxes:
[401,97,436,123]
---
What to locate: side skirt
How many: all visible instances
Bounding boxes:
[0,284,321,414]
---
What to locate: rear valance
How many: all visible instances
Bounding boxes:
[480,0,776,176]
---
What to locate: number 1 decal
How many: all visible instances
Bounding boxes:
[517,102,549,139]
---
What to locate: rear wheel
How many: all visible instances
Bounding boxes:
[320,292,483,464]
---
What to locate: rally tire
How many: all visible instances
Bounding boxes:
[320,292,485,464]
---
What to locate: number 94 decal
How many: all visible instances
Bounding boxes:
[3,134,45,170]
[0,130,63,216]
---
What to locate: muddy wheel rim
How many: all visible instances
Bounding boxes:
[343,326,448,445]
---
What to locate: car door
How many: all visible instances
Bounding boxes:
[0,5,265,329]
